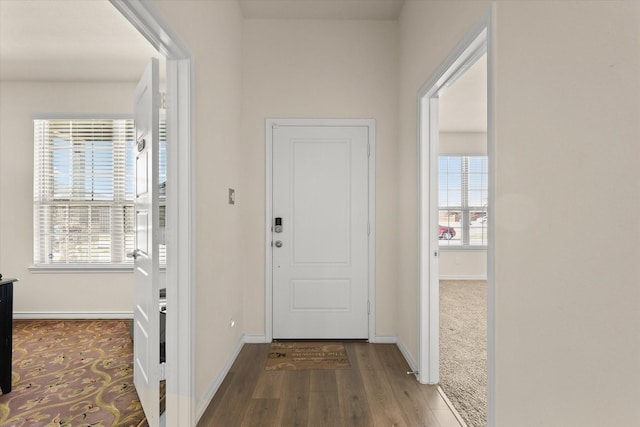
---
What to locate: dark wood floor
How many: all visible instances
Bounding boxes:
[197,342,463,427]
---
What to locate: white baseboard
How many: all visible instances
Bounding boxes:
[243,334,268,343]
[439,275,487,281]
[373,336,419,377]
[373,335,397,344]
[396,337,418,374]
[14,312,133,320]
[195,335,245,423]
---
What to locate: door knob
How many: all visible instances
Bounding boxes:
[274,241,283,248]
[127,249,142,260]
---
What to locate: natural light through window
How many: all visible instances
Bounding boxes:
[33,118,166,267]
[439,155,488,247]
[33,118,135,265]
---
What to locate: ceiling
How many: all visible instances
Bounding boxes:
[0,0,160,81]
[0,0,485,132]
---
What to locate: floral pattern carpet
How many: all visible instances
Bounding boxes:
[0,320,146,427]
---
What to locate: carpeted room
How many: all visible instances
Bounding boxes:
[1,319,149,426]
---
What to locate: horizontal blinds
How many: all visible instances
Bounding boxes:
[34,119,135,264]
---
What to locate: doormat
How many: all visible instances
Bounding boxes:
[265,342,350,371]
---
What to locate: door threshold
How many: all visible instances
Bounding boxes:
[272,338,368,343]
[436,385,469,427]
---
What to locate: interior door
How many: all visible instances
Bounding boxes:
[133,58,160,427]
[272,124,369,339]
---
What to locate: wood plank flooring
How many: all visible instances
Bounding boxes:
[197,342,462,427]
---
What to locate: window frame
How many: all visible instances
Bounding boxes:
[30,114,136,272]
[438,154,488,250]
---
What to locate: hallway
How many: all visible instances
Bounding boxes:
[198,342,463,426]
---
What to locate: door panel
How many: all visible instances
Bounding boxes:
[272,125,369,339]
[133,58,160,427]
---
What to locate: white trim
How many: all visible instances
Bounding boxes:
[109,1,195,426]
[195,336,245,422]
[243,334,268,344]
[265,118,376,342]
[439,275,487,281]
[486,6,497,424]
[374,335,397,344]
[14,312,133,320]
[396,338,418,375]
[31,113,133,120]
[417,11,494,427]
[29,265,134,273]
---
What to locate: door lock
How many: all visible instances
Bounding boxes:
[274,217,283,233]
[274,240,283,248]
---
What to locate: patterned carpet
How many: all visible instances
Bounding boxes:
[0,319,147,427]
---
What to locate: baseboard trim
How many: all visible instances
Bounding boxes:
[396,337,418,373]
[439,275,487,281]
[243,334,268,343]
[373,335,397,344]
[14,312,133,320]
[195,335,245,422]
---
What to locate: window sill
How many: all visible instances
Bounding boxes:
[29,264,135,273]
[438,246,488,251]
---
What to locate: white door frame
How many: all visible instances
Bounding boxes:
[417,7,495,424]
[265,118,376,343]
[110,1,195,426]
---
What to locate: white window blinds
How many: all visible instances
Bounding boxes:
[33,118,135,265]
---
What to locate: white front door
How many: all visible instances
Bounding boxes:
[133,58,161,427]
[272,123,370,339]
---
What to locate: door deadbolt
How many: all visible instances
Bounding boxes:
[274,240,283,248]
[274,217,283,233]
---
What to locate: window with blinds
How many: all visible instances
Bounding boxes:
[439,155,488,247]
[33,118,136,265]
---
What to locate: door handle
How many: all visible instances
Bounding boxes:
[274,241,283,248]
[127,249,143,260]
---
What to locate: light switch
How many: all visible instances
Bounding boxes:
[228,188,235,205]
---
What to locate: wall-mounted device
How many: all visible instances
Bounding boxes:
[274,217,283,233]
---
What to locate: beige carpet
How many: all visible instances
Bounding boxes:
[440,280,487,427]
[265,342,350,371]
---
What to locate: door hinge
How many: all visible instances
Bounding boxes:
[159,362,166,381]
[367,143,371,157]
[367,223,370,236]
[367,300,370,314]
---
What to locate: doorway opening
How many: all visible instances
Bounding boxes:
[437,52,488,427]
[417,8,494,427]
[111,1,195,425]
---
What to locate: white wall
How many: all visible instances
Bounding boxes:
[400,0,640,424]
[493,2,640,424]
[439,250,486,280]
[151,0,245,413]
[0,81,137,315]
[397,0,491,373]
[240,18,399,339]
